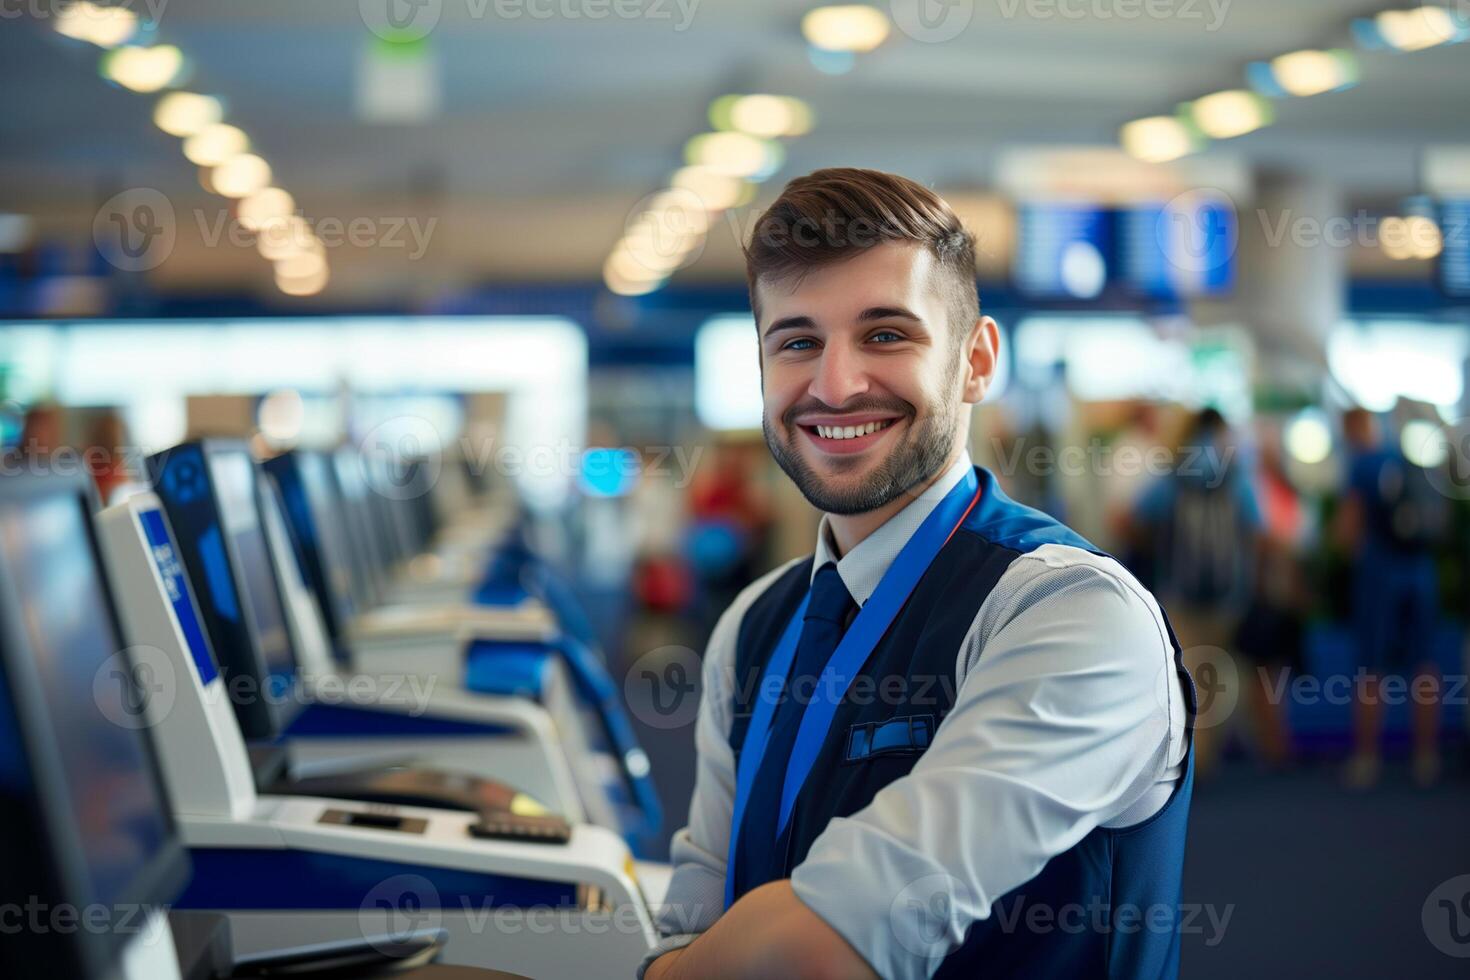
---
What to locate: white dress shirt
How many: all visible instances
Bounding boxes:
[643,452,1189,979]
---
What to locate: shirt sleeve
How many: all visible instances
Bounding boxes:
[790,551,1181,980]
[638,559,804,977]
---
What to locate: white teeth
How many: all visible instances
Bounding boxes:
[815,419,893,440]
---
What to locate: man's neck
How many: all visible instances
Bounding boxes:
[825,449,966,558]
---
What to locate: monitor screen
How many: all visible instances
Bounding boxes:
[331,451,390,599]
[1015,204,1115,299]
[0,493,173,910]
[1440,199,1470,297]
[299,454,358,619]
[206,452,296,700]
[138,507,219,686]
[266,452,356,646]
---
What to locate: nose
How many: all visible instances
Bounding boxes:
[807,340,869,408]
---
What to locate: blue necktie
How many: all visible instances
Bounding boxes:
[732,562,855,899]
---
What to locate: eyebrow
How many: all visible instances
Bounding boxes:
[857,305,922,324]
[762,306,923,339]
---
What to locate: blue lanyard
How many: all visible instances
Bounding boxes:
[725,468,982,909]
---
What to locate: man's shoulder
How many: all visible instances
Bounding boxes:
[980,542,1169,648]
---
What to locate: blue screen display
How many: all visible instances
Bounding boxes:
[0,495,172,908]
[206,453,296,699]
[1016,199,1236,300]
[139,508,218,686]
[1441,200,1470,297]
[1121,198,1236,298]
[1016,205,1115,299]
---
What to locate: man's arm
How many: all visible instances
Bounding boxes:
[646,881,878,980]
[640,560,804,975]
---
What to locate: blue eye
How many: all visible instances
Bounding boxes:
[783,338,818,352]
[870,330,903,343]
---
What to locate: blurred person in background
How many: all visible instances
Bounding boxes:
[83,408,131,504]
[11,400,63,462]
[1104,400,1166,570]
[1335,406,1446,789]
[1233,422,1308,771]
[685,441,772,638]
[1130,407,1262,779]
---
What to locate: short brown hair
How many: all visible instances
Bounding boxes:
[744,168,979,338]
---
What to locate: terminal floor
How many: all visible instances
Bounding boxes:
[1181,759,1470,979]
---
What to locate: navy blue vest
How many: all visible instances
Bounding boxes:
[730,468,1196,978]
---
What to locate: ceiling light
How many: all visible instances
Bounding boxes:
[183,123,249,166]
[1376,7,1460,51]
[275,250,327,280]
[670,166,753,211]
[1188,89,1273,139]
[1120,116,1199,163]
[275,262,329,296]
[211,153,272,198]
[1267,49,1358,97]
[802,5,891,53]
[256,215,315,260]
[153,92,222,137]
[238,187,296,231]
[712,94,814,138]
[56,2,138,48]
[684,132,784,180]
[101,44,184,93]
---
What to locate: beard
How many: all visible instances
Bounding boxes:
[763,385,961,516]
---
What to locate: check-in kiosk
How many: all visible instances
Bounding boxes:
[265,447,663,847]
[140,441,588,822]
[0,469,543,979]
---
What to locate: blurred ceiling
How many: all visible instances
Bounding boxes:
[1,0,1464,293]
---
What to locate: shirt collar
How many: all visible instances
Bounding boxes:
[811,452,974,607]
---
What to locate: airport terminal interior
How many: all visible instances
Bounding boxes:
[1,2,1469,978]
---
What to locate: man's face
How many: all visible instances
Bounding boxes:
[755,241,980,516]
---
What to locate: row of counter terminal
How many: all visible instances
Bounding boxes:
[0,441,674,979]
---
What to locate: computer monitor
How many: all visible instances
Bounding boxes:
[263,451,358,656]
[147,441,301,740]
[330,448,392,604]
[0,470,189,978]
[361,452,410,567]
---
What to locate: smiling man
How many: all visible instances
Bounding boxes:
[643,169,1194,980]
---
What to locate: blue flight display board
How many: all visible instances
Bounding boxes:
[1440,199,1470,298]
[1120,196,1236,298]
[1015,198,1236,300]
[1015,205,1115,299]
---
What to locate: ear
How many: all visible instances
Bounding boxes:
[960,316,999,405]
